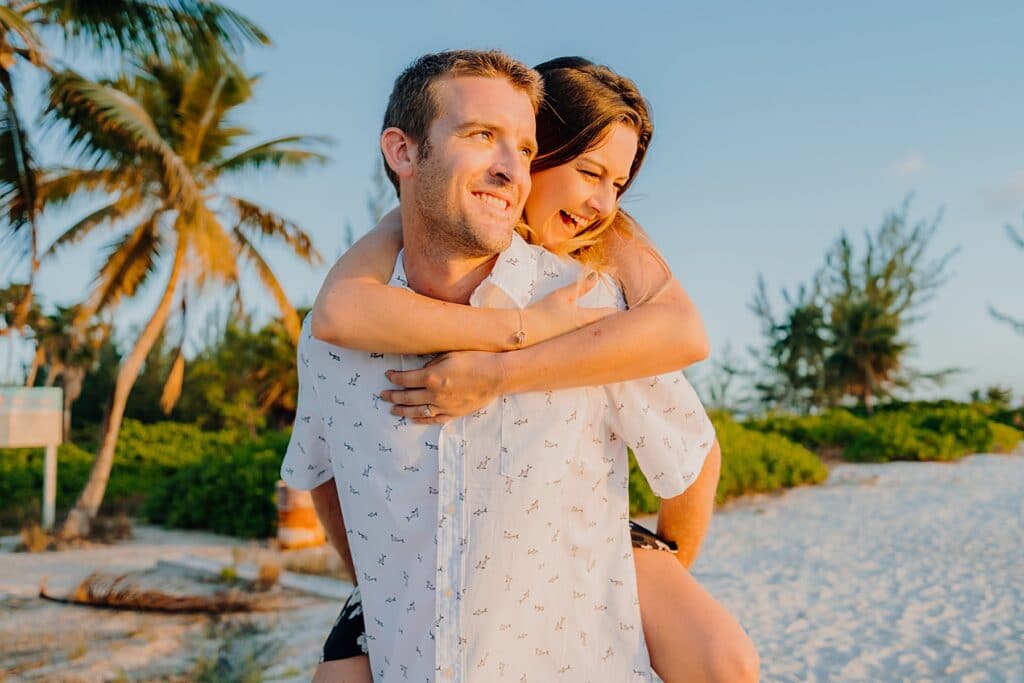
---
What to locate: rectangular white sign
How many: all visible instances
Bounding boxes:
[0,387,63,447]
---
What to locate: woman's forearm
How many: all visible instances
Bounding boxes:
[313,277,524,354]
[498,295,709,394]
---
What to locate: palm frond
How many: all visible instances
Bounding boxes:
[85,212,162,315]
[183,203,237,286]
[43,194,145,257]
[0,80,39,245]
[229,196,321,265]
[0,6,45,66]
[215,135,331,175]
[36,0,268,64]
[35,166,142,208]
[46,69,199,211]
[233,227,300,343]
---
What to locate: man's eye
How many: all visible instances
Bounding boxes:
[520,147,534,158]
[474,131,493,141]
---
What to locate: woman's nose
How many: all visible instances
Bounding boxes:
[587,186,616,218]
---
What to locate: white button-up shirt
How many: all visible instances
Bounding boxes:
[282,233,715,683]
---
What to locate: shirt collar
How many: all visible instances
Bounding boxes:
[470,232,540,309]
[391,232,541,309]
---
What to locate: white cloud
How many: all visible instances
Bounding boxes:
[982,169,1024,213]
[891,151,926,178]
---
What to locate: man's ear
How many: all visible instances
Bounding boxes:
[381,127,416,181]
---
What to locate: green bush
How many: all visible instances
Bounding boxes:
[1,420,250,531]
[909,406,993,454]
[629,413,828,514]
[843,412,965,462]
[990,422,1023,453]
[144,430,290,538]
[746,409,870,452]
[0,442,94,529]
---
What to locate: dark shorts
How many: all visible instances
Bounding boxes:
[322,520,675,662]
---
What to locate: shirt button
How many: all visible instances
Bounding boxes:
[444,589,454,598]
[446,504,455,514]
[443,666,455,679]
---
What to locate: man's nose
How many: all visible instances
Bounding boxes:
[491,145,530,187]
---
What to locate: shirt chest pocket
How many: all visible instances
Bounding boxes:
[499,389,586,480]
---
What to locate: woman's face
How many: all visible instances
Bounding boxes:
[523,122,639,251]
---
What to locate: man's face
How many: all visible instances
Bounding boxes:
[410,76,537,257]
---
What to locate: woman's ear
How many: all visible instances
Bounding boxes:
[381,127,416,181]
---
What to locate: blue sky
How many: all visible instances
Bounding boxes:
[6,1,1024,400]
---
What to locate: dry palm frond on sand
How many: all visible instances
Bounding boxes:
[39,572,280,613]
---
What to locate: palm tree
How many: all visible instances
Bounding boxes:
[38,59,327,537]
[33,304,110,438]
[1,0,267,332]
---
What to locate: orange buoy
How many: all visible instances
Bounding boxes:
[276,480,326,549]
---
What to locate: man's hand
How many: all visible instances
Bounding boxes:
[381,350,507,424]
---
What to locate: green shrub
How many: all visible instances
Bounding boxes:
[144,431,290,538]
[628,414,828,514]
[910,406,993,454]
[745,410,870,453]
[0,442,94,529]
[843,412,966,462]
[1,420,251,531]
[990,407,1024,431]
[990,422,1023,453]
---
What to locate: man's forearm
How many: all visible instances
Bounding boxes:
[656,440,721,568]
[310,479,356,581]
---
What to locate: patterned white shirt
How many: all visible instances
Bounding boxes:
[282,233,715,683]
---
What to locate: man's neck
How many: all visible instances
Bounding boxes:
[400,204,499,305]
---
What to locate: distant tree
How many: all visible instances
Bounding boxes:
[821,199,957,412]
[988,218,1023,334]
[751,199,957,414]
[0,282,39,383]
[691,341,755,414]
[41,59,327,538]
[749,277,829,413]
[970,385,1013,409]
[32,305,109,437]
[174,311,302,436]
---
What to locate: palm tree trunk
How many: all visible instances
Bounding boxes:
[60,240,187,539]
[25,345,44,386]
[61,366,86,441]
[1,71,40,330]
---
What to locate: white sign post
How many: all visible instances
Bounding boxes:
[0,387,64,529]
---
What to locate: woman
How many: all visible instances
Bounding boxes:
[312,58,759,683]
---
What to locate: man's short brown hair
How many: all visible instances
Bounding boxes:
[381,49,544,193]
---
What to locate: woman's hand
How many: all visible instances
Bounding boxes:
[381,351,507,424]
[522,272,619,345]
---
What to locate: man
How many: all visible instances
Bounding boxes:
[281,50,715,682]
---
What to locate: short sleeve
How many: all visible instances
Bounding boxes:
[281,323,332,490]
[604,371,716,499]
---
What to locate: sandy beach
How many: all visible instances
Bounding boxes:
[686,453,1024,683]
[1,452,1021,682]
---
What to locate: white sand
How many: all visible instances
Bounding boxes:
[678,453,1024,683]
[2,453,1021,682]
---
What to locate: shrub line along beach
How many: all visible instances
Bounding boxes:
[3,401,1020,535]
